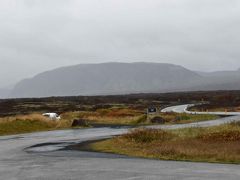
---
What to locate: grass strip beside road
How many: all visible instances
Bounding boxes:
[79,122,240,164]
[0,114,72,136]
[62,110,219,126]
[156,113,219,125]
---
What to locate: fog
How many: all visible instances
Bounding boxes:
[1,0,240,87]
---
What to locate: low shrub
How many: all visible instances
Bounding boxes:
[150,116,166,124]
[122,128,174,143]
[230,121,240,127]
[133,115,148,124]
[198,130,240,142]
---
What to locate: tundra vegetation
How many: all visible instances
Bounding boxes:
[0,107,218,135]
[0,114,72,135]
[0,90,239,135]
[81,122,240,164]
[2,90,240,117]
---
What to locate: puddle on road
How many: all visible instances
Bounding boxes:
[25,142,73,153]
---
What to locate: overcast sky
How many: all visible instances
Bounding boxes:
[1,0,240,88]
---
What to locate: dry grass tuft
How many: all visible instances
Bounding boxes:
[88,122,240,164]
[0,114,53,124]
[97,108,139,117]
[0,114,60,135]
[61,108,143,125]
[198,130,240,142]
[158,112,218,124]
[122,128,174,143]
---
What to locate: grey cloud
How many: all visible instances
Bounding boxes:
[1,0,240,87]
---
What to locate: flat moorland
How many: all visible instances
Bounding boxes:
[0,90,239,135]
[2,90,240,117]
[61,108,145,125]
[61,110,218,126]
[0,108,218,136]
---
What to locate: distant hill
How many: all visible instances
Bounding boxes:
[8,62,240,98]
[194,69,240,91]
[10,62,202,98]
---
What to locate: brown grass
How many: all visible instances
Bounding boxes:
[61,108,144,125]
[190,105,240,113]
[0,114,73,135]
[61,109,218,126]
[0,114,58,135]
[156,112,218,124]
[0,108,144,136]
[87,123,240,164]
[122,128,174,143]
[0,114,52,124]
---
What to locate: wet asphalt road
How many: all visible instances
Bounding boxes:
[1,104,240,180]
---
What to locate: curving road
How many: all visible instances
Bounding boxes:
[161,104,240,116]
[156,104,240,129]
[1,104,240,180]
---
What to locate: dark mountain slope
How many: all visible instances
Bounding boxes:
[10,62,202,98]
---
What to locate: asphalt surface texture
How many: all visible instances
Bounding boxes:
[1,104,240,180]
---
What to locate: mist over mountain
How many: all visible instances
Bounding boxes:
[193,69,240,91]
[0,88,10,99]
[5,62,240,98]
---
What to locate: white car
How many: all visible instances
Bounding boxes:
[42,113,61,120]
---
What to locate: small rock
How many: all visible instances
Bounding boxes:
[71,119,89,127]
[150,116,166,124]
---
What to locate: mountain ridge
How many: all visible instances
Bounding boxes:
[4,62,240,98]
